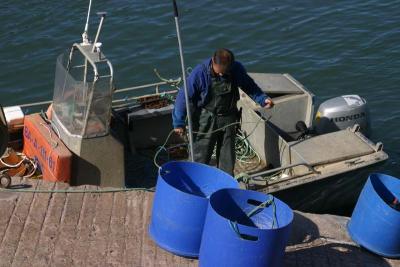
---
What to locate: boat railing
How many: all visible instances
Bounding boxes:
[249,162,320,181]
[11,77,181,111]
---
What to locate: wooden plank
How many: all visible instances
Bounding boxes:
[106,191,127,266]
[50,185,86,266]
[0,178,39,266]
[70,185,99,266]
[123,191,145,266]
[140,191,158,266]
[12,180,55,267]
[31,182,69,266]
[0,194,18,238]
[148,191,169,267]
[85,189,114,266]
[0,176,21,245]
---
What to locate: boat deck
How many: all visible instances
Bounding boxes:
[0,177,399,267]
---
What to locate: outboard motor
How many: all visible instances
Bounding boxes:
[315,95,370,136]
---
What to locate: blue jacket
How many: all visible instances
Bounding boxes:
[172,58,269,128]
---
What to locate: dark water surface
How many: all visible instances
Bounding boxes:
[0,1,399,178]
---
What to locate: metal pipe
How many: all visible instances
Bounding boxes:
[19,100,52,108]
[113,89,178,103]
[114,80,179,94]
[105,59,114,93]
[84,0,92,34]
[83,59,88,84]
[81,0,92,44]
[249,162,319,179]
[81,82,96,136]
[172,0,194,162]
[92,12,107,53]
[13,82,179,109]
[16,91,179,114]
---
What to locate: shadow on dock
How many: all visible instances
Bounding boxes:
[285,212,393,266]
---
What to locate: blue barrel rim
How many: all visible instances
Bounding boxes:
[209,188,294,231]
[369,173,400,207]
[158,161,237,199]
[347,173,400,258]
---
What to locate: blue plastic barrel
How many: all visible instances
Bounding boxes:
[348,173,400,258]
[199,188,293,267]
[148,161,239,257]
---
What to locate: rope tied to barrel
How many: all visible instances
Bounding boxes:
[229,194,277,240]
[154,129,175,169]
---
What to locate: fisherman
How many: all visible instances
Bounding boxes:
[172,48,273,175]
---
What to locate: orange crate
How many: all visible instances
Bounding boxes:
[23,114,72,183]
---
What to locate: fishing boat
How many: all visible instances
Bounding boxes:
[0,2,388,213]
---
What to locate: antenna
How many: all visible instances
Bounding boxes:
[172,0,194,162]
[82,0,93,45]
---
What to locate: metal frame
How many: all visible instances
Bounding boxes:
[249,162,320,180]
[15,80,180,110]
[57,44,115,138]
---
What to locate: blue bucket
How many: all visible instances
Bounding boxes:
[148,161,239,257]
[348,173,400,258]
[199,188,293,267]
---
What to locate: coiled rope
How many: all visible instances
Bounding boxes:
[153,116,267,169]
[0,151,38,179]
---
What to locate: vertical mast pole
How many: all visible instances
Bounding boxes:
[172,0,194,161]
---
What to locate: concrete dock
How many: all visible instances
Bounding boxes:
[0,177,399,267]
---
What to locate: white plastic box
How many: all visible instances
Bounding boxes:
[3,106,24,130]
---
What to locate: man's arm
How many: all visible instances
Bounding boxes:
[172,71,198,130]
[234,62,272,107]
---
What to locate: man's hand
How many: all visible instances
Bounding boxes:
[264,98,274,109]
[174,127,185,136]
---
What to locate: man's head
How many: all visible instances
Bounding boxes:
[212,48,235,76]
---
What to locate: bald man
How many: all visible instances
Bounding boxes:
[172,48,273,175]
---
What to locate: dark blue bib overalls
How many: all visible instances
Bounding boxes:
[192,74,239,175]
